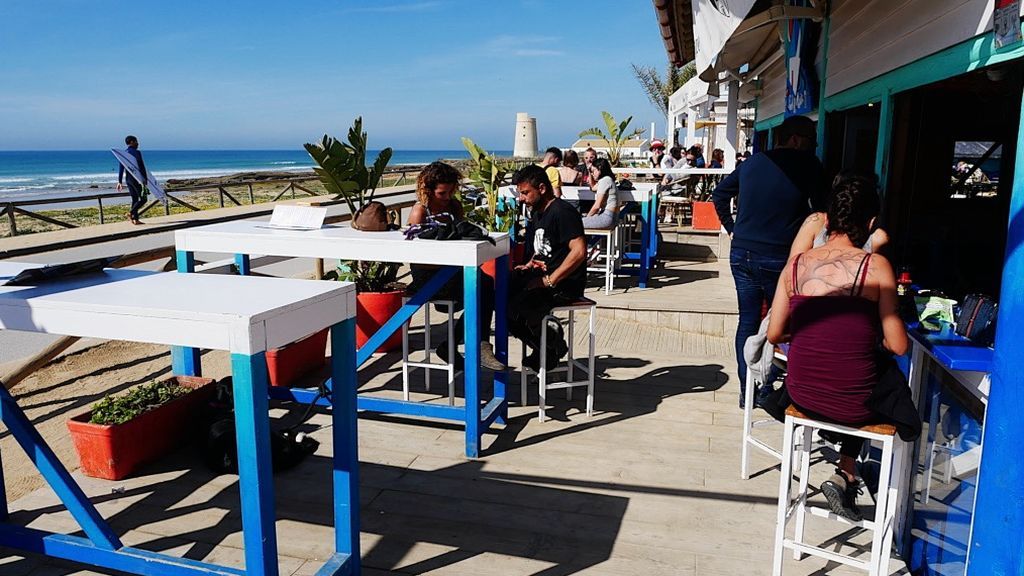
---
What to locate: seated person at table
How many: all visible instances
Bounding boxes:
[767,176,908,521]
[509,165,587,371]
[558,149,583,186]
[660,145,684,189]
[581,158,619,230]
[789,171,890,257]
[407,161,506,372]
[538,146,563,198]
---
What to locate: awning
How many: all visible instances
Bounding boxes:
[696,2,823,83]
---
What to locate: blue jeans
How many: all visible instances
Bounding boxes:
[730,247,787,393]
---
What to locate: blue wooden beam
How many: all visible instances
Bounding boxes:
[0,386,120,551]
[229,352,279,576]
[967,86,1024,575]
[463,266,481,458]
[493,254,509,424]
[355,266,457,366]
[356,396,465,420]
[0,525,245,576]
[172,250,202,377]
[234,253,251,276]
[329,319,360,574]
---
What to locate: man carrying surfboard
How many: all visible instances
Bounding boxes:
[115,135,148,225]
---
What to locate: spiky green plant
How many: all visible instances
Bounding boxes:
[578,111,645,167]
[461,137,516,232]
[304,117,393,215]
[631,61,697,117]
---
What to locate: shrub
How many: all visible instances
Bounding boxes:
[89,380,192,425]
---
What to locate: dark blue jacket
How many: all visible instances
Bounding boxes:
[711,148,826,259]
[117,146,147,186]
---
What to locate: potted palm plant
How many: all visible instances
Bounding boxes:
[305,117,404,351]
[578,111,645,167]
[67,376,216,480]
[461,137,520,275]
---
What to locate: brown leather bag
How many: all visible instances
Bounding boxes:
[351,201,395,231]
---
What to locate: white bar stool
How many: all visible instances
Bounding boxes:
[401,299,457,405]
[584,225,622,294]
[520,299,596,422]
[741,367,785,479]
[773,405,900,576]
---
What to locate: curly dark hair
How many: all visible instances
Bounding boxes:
[825,172,881,248]
[416,161,462,206]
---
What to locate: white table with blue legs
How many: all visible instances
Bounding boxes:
[502,183,658,287]
[0,263,360,576]
[174,220,510,458]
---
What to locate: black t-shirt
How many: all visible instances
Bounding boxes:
[525,198,586,297]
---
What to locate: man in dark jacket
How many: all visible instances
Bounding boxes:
[711,115,826,407]
[116,135,148,225]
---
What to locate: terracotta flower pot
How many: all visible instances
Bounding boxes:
[266,328,329,387]
[692,201,722,230]
[356,290,404,352]
[67,376,216,480]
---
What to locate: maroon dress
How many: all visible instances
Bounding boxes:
[785,253,879,424]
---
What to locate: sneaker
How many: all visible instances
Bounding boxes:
[523,350,541,373]
[738,384,746,409]
[586,243,602,264]
[434,341,464,370]
[479,342,508,372]
[820,469,863,521]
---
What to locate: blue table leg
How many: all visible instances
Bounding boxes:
[230,352,279,576]
[493,255,509,425]
[639,200,652,288]
[234,253,251,276]
[463,266,481,458]
[172,250,202,377]
[0,445,7,521]
[329,318,360,575]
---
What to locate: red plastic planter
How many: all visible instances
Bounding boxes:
[356,290,404,352]
[692,201,722,230]
[67,376,216,480]
[266,328,329,387]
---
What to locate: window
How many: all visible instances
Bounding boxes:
[950,141,1001,199]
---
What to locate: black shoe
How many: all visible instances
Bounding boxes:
[434,341,464,370]
[739,385,746,409]
[523,350,541,373]
[479,342,508,372]
[820,469,863,522]
[754,382,775,409]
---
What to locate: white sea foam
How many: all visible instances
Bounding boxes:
[0,177,33,183]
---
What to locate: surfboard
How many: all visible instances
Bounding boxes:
[111,148,166,201]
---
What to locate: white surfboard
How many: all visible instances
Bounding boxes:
[111,148,166,200]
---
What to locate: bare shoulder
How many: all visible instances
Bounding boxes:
[407,203,427,225]
[802,211,825,227]
[867,252,895,279]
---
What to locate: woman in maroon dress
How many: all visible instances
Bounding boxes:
[767,174,908,520]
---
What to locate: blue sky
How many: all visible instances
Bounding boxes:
[0,1,671,151]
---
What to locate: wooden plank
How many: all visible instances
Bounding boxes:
[12,207,77,229]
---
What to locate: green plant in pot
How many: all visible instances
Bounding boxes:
[305,117,404,351]
[578,111,645,167]
[461,137,522,271]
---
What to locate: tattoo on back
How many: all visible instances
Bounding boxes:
[795,250,869,296]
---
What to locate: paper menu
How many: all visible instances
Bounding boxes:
[267,205,327,230]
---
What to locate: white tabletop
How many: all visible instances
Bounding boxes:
[0,266,356,354]
[501,182,656,203]
[176,221,510,267]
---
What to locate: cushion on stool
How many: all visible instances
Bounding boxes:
[784,405,896,436]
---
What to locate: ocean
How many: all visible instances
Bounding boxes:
[0,149,511,201]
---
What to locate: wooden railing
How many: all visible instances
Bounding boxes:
[0,165,426,237]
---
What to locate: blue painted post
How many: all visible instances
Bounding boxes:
[234,253,251,276]
[967,91,1024,575]
[463,266,481,458]
[230,352,279,576]
[493,254,509,424]
[330,319,360,575]
[639,200,652,288]
[172,250,202,377]
[0,445,7,521]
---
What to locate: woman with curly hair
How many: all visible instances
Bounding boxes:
[767,173,908,521]
[407,162,505,372]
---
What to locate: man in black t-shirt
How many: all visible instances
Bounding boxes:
[509,165,587,371]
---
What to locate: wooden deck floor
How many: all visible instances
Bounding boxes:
[1,316,909,575]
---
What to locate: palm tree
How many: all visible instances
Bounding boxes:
[578,112,645,167]
[631,61,697,117]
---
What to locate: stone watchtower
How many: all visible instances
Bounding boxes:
[513,112,538,158]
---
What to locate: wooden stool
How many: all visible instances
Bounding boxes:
[773,406,899,576]
[520,299,596,422]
